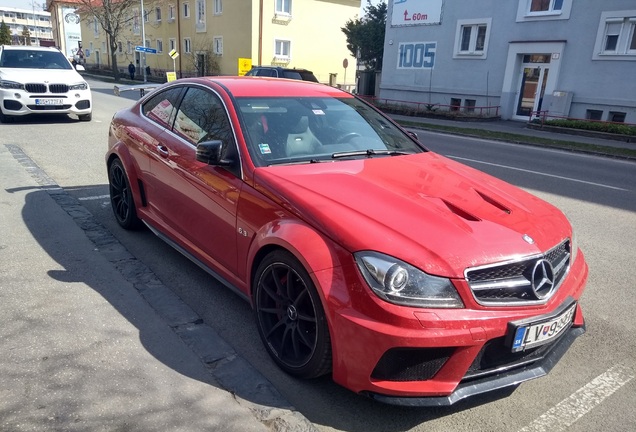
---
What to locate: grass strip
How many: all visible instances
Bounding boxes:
[396,120,636,160]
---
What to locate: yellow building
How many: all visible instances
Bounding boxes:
[76,0,360,87]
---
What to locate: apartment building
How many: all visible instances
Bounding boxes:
[379,0,636,122]
[52,0,360,85]
[0,5,54,46]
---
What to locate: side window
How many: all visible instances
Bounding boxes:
[142,87,183,128]
[174,87,234,148]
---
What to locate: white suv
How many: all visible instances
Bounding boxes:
[0,45,92,123]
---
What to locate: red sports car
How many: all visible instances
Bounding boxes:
[106,77,587,406]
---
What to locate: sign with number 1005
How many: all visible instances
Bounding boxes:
[397,42,436,69]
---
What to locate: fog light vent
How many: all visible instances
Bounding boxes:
[371,347,453,382]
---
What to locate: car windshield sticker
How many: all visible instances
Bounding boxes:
[259,143,272,154]
[312,109,325,115]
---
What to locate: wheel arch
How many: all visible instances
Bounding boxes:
[106,145,145,209]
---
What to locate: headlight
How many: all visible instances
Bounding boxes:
[354,251,464,308]
[0,80,24,90]
[69,82,88,90]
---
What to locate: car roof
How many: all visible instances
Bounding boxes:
[176,76,352,98]
[1,45,61,52]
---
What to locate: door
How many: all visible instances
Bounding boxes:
[148,86,242,275]
[514,55,550,120]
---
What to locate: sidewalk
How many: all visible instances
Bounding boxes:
[0,146,314,431]
[389,114,636,153]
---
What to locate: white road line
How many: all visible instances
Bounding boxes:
[518,364,635,432]
[451,156,630,191]
[78,194,110,201]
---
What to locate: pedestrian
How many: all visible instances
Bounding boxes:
[128,61,136,80]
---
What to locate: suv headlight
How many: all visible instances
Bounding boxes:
[69,82,88,90]
[0,80,24,90]
[354,251,464,308]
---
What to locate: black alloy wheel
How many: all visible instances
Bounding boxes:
[254,250,332,379]
[108,158,141,230]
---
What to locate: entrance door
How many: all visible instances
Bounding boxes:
[515,54,550,119]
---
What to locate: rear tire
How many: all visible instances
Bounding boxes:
[108,158,142,230]
[253,250,332,379]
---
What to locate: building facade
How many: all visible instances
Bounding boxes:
[379,0,636,123]
[0,6,54,46]
[61,0,360,85]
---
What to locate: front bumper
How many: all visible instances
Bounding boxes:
[318,251,588,405]
[1,88,92,117]
[365,324,585,406]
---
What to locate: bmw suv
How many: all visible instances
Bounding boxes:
[0,45,92,123]
[245,66,319,82]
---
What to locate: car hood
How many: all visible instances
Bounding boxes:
[0,68,86,83]
[253,153,571,277]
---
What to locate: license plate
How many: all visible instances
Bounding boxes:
[35,99,63,105]
[509,303,576,353]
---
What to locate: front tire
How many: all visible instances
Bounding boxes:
[108,158,141,230]
[254,250,332,379]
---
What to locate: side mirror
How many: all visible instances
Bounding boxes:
[196,140,233,166]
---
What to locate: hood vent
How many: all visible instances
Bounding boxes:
[475,190,512,214]
[442,200,481,222]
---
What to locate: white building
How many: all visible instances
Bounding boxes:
[0,5,54,46]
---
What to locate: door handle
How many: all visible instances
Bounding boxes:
[157,145,169,157]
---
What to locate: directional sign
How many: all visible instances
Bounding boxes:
[135,46,157,54]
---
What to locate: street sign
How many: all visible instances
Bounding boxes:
[168,49,179,59]
[135,46,157,54]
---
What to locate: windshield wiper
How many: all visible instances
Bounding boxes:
[331,149,413,159]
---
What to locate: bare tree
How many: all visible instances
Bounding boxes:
[182,37,221,77]
[76,0,139,82]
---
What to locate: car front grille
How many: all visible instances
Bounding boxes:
[24,83,69,93]
[465,239,571,306]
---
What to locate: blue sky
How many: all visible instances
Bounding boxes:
[2,0,44,11]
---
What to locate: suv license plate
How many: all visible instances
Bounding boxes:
[36,99,63,105]
[509,303,576,353]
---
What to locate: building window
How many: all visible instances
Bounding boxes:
[276,0,291,16]
[464,99,476,113]
[184,37,191,53]
[183,2,190,18]
[214,0,222,15]
[145,39,151,48]
[132,9,140,35]
[117,41,123,54]
[156,39,163,53]
[196,0,205,23]
[93,16,99,37]
[450,98,461,112]
[454,19,491,58]
[608,112,626,123]
[144,8,149,23]
[213,36,223,55]
[517,0,571,21]
[529,0,563,14]
[586,110,603,121]
[155,7,162,22]
[274,39,291,59]
[593,11,636,60]
[127,41,132,54]
[169,38,176,52]
[168,5,175,21]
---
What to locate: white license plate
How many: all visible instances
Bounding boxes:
[35,99,63,105]
[510,303,576,352]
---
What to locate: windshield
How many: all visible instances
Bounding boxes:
[0,49,73,70]
[237,96,425,167]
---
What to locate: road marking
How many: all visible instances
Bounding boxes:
[78,194,110,201]
[518,364,635,432]
[451,156,630,191]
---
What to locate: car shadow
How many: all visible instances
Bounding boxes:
[12,179,522,431]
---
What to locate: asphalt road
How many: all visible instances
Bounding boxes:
[1,78,634,431]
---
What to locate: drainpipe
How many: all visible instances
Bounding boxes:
[177,0,182,77]
[258,0,263,65]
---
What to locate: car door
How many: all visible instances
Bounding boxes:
[148,85,242,277]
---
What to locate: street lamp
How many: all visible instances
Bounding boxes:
[140,0,147,82]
